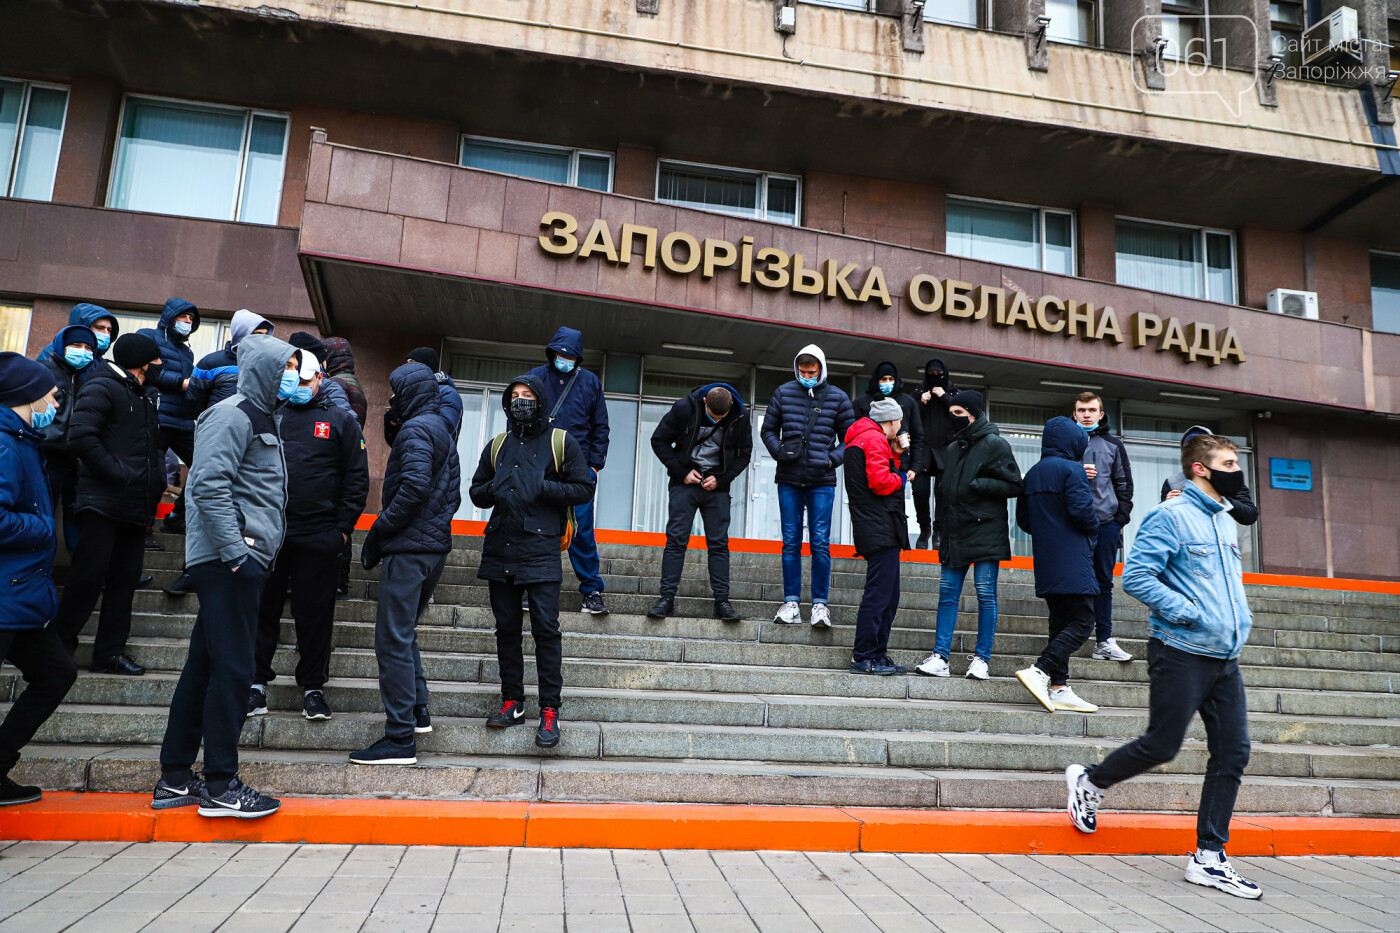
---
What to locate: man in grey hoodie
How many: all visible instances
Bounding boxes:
[153,334,300,820]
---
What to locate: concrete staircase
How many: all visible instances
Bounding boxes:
[12,532,1400,816]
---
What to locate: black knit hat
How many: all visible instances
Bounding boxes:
[0,352,57,407]
[406,347,440,372]
[113,333,161,370]
[948,389,985,419]
[288,331,329,365]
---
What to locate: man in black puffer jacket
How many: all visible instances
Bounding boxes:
[760,343,855,629]
[35,323,97,555]
[138,297,199,535]
[913,357,962,550]
[470,375,595,749]
[53,335,165,675]
[352,362,460,766]
[853,362,925,479]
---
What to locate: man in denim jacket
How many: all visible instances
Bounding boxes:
[1065,434,1261,900]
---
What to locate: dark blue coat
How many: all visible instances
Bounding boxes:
[1016,417,1100,597]
[138,298,201,432]
[523,327,609,471]
[760,348,856,488]
[434,372,464,439]
[0,407,58,630]
[369,363,462,556]
[36,303,119,364]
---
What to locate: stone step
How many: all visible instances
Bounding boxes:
[12,744,1400,815]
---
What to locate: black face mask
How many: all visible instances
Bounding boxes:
[509,396,539,422]
[1208,467,1245,499]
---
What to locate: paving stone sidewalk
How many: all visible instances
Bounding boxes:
[0,840,1396,932]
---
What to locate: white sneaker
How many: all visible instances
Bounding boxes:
[773,601,802,624]
[1065,764,1103,834]
[1185,850,1262,899]
[1015,666,1055,712]
[810,604,832,629]
[965,656,989,680]
[915,654,949,677]
[1050,685,1099,713]
[1092,638,1133,661]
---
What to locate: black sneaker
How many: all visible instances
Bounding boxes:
[714,600,741,622]
[580,592,609,616]
[91,654,145,676]
[302,690,332,720]
[161,517,185,536]
[486,700,527,728]
[198,778,280,818]
[335,585,350,599]
[144,536,162,551]
[413,703,433,734]
[151,773,205,810]
[646,597,673,620]
[247,687,268,717]
[162,572,194,597]
[0,776,42,807]
[137,574,154,588]
[535,707,561,748]
[349,735,417,766]
[850,658,898,676]
[880,655,909,675]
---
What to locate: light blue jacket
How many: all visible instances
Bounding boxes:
[1122,481,1253,660]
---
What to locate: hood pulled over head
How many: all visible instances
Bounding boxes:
[389,362,443,422]
[792,343,828,386]
[236,334,299,412]
[1041,415,1089,462]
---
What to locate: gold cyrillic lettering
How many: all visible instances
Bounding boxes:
[702,239,737,279]
[1186,323,1221,365]
[825,260,859,301]
[538,212,579,255]
[907,275,944,314]
[1066,301,1095,337]
[1132,312,1163,348]
[661,231,701,274]
[1219,328,1246,364]
[1096,307,1124,344]
[754,247,790,289]
[619,224,658,269]
[739,236,755,284]
[972,285,1004,322]
[1159,317,1189,354]
[1035,296,1065,333]
[576,218,619,263]
[857,266,892,307]
[944,280,975,318]
[792,254,824,295]
[1003,291,1035,329]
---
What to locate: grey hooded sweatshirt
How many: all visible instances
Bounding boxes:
[183,334,298,571]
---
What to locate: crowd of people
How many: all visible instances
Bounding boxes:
[0,306,1263,897]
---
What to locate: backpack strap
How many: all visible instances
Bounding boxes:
[550,428,567,473]
[489,432,508,469]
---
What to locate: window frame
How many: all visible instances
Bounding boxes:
[106,94,292,225]
[1161,0,1213,64]
[1044,0,1101,49]
[655,157,803,226]
[1370,248,1400,335]
[0,301,33,355]
[946,193,1078,276]
[1,76,69,200]
[1270,2,1306,71]
[458,134,615,192]
[1114,214,1238,306]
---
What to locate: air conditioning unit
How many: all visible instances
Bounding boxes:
[1266,288,1319,319]
[1302,6,1361,67]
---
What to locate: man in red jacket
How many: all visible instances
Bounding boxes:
[842,398,910,675]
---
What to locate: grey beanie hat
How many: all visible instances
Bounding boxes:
[868,398,903,424]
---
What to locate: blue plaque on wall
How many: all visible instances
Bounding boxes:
[1269,458,1313,491]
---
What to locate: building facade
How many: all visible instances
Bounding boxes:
[4,0,1400,580]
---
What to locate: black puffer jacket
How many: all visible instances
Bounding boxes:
[367,363,461,557]
[470,375,596,584]
[280,383,369,548]
[36,324,97,463]
[938,414,1024,568]
[650,383,753,492]
[853,362,927,474]
[67,360,164,527]
[138,297,201,431]
[760,344,856,488]
[916,357,963,473]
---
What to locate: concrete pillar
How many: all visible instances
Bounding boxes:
[1104,0,1165,89]
[50,77,121,208]
[613,144,658,199]
[993,0,1050,72]
[1077,203,1118,283]
[1211,0,1279,105]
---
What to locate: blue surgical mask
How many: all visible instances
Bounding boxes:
[95,332,111,351]
[290,385,315,405]
[278,369,299,400]
[30,402,55,430]
[798,376,819,389]
[878,382,894,396]
[1080,419,1098,432]
[64,347,93,369]
[174,321,193,337]
[553,356,576,374]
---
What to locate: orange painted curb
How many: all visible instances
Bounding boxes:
[0,792,155,843]
[1240,816,1400,857]
[524,803,863,851]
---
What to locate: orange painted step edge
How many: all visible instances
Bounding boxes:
[523,802,863,852]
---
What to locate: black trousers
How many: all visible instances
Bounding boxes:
[337,536,353,593]
[488,578,563,710]
[159,427,194,524]
[44,461,80,557]
[53,512,145,660]
[852,547,901,663]
[1036,593,1096,686]
[1092,521,1123,644]
[159,558,269,794]
[376,552,447,742]
[0,627,78,776]
[1089,639,1252,851]
[253,540,341,689]
[912,470,946,541]
[659,484,732,602]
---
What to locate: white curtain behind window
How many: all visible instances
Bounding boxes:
[658,165,760,218]
[0,81,25,194]
[110,100,245,221]
[947,200,1040,269]
[1116,221,1201,298]
[461,140,571,185]
[11,86,67,201]
[237,114,288,225]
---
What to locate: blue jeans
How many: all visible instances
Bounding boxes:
[568,495,605,596]
[933,561,1000,662]
[777,484,834,604]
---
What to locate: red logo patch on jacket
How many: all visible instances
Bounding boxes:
[314,422,331,439]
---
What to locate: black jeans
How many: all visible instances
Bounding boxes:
[660,484,731,602]
[1089,638,1252,851]
[375,552,446,742]
[1036,594,1095,686]
[45,461,80,557]
[912,470,945,541]
[159,558,269,795]
[0,627,78,776]
[1092,521,1123,644]
[852,547,901,663]
[254,539,341,689]
[53,512,145,660]
[489,578,563,710]
[159,427,195,525]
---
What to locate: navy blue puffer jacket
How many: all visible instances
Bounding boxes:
[760,344,856,488]
[36,303,119,364]
[523,326,610,471]
[137,297,201,432]
[1015,416,1101,597]
[369,362,462,556]
[0,405,57,630]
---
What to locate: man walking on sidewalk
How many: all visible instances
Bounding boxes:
[1071,392,1135,662]
[1014,416,1100,714]
[154,334,300,819]
[646,383,752,623]
[1066,433,1260,900]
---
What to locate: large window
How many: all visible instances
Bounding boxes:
[459,136,612,192]
[0,303,32,354]
[0,79,67,201]
[947,197,1075,275]
[1372,252,1400,335]
[1162,1,1209,64]
[1115,218,1236,304]
[1046,0,1097,47]
[1271,2,1305,71]
[924,0,988,28]
[657,160,800,226]
[108,97,289,225]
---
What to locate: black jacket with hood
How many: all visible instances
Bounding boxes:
[760,344,857,488]
[323,337,368,428]
[853,362,926,474]
[67,359,163,527]
[186,309,274,416]
[1016,417,1100,597]
[138,297,201,432]
[470,375,596,584]
[523,327,610,471]
[916,357,963,473]
[1159,424,1258,525]
[280,382,370,548]
[36,323,98,462]
[649,383,753,493]
[937,413,1024,567]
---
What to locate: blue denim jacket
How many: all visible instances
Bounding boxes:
[1122,482,1253,660]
